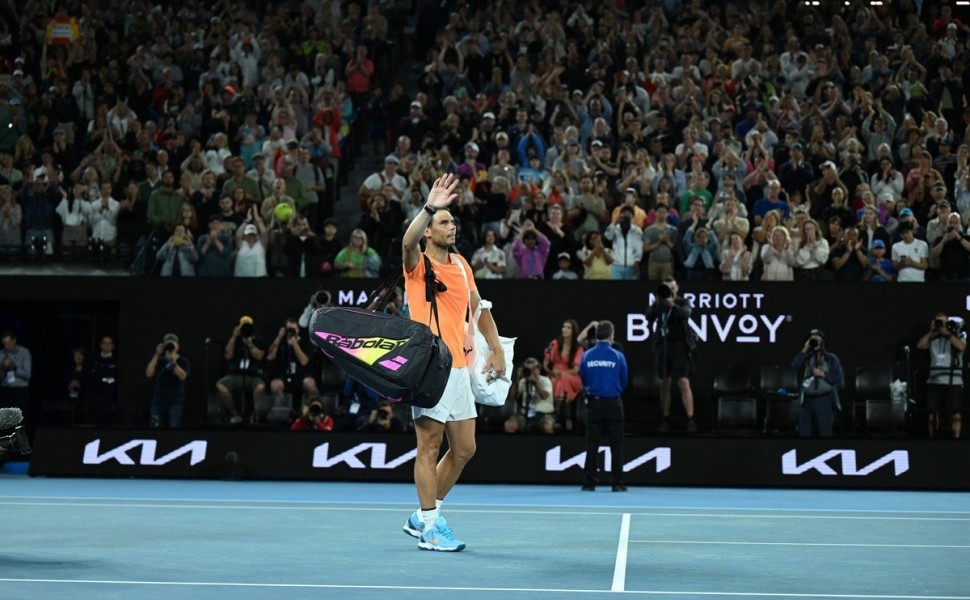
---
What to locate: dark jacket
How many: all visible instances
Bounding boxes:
[646,296,696,351]
[791,350,843,409]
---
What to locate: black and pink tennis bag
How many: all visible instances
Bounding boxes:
[309,257,452,408]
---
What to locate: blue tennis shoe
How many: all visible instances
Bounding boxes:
[418,517,465,552]
[403,511,424,538]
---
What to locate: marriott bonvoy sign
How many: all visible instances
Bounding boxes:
[627,291,792,345]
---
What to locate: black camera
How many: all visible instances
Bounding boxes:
[657,284,673,300]
[523,365,535,378]
[315,290,331,306]
[808,338,821,351]
[286,328,297,339]
[240,323,255,337]
[307,401,324,418]
[378,407,392,419]
[936,318,963,333]
[164,341,176,353]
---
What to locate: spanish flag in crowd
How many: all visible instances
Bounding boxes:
[45,16,81,45]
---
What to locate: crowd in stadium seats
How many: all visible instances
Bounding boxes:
[1,1,969,282]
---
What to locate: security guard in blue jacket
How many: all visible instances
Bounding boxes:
[578,320,629,492]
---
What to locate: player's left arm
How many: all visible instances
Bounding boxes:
[471,288,506,380]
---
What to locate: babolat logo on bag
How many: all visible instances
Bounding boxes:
[314,331,410,371]
[309,306,451,408]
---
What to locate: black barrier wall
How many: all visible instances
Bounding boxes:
[3,277,969,430]
[29,428,970,490]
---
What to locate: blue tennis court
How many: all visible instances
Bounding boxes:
[1,474,968,599]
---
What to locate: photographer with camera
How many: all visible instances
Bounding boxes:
[504,357,556,434]
[298,289,332,329]
[917,313,966,439]
[145,333,189,428]
[647,277,698,432]
[262,318,318,424]
[215,316,267,425]
[791,329,844,438]
[290,396,334,431]
[359,398,405,433]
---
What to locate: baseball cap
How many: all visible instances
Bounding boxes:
[871,239,886,249]
[496,131,509,140]
[791,141,803,150]
[207,213,223,223]
[899,207,914,218]
[242,224,258,235]
[239,315,254,326]
[879,191,895,203]
[933,181,947,190]
[12,69,23,77]
[821,160,836,171]
[162,333,179,344]
[384,154,400,164]
[557,252,571,261]
[482,111,495,120]
[410,100,422,109]
[591,139,604,147]
[465,141,480,153]
[938,200,951,210]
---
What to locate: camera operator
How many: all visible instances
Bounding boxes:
[261,318,318,424]
[298,289,332,329]
[917,313,965,439]
[646,277,698,432]
[359,398,405,432]
[145,333,189,428]
[216,316,267,425]
[504,357,556,434]
[290,396,334,431]
[791,329,844,438]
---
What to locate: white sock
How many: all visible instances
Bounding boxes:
[419,508,439,531]
[435,498,443,510]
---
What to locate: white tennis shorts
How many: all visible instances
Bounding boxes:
[411,367,476,423]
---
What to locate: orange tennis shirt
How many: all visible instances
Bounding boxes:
[404,253,476,368]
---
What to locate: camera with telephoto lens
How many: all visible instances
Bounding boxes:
[808,338,821,351]
[314,290,331,306]
[164,341,176,353]
[285,328,296,339]
[935,318,963,334]
[378,407,392,420]
[307,401,324,419]
[240,323,254,337]
[657,284,673,300]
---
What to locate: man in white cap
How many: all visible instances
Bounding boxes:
[358,154,407,209]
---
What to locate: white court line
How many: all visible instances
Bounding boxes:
[2,494,969,515]
[630,540,970,549]
[1,501,969,521]
[0,578,968,599]
[612,513,631,592]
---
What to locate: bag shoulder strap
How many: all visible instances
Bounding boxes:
[423,254,444,338]
[365,264,403,312]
